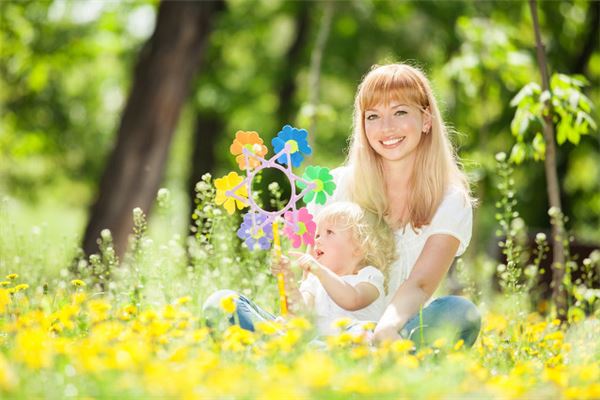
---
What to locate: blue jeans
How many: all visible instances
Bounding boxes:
[202,290,481,348]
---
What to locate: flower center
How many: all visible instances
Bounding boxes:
[295,222,307,236]
[313,179,324,192]
[251,228,265,239]
[286,140,299,153]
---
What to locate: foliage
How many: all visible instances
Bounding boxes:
[509,73,596,164]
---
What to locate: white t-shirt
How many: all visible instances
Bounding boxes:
[299,266,386,336]
[308,166,473,304]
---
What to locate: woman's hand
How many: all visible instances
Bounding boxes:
[372,322,402,343]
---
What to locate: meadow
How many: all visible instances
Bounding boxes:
[1,158,599,400]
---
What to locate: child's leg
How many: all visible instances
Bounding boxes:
[202,289,277,332]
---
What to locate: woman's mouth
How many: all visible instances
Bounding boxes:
[380,136,405,148]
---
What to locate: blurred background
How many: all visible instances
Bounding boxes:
[1,0,598,274]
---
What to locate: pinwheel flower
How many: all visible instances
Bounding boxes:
[229,130,268,170]
[237,213,273,250]
[283,207,316,248]
[297,166,336,205]
[272,125,312,168]
[214,172,248,215]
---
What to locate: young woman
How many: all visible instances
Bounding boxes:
[314,63,481,346]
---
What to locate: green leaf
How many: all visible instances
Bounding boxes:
[532,132,545,161]
[509,142,526,164]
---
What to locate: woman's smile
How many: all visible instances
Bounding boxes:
[380,136,406,148]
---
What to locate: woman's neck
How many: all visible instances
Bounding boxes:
[382,157,415,195]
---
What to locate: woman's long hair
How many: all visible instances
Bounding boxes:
[345,63,472,229]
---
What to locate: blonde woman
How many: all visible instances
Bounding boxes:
[313,63,481,346]
[203,202,395,336]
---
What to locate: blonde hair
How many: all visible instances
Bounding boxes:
[346,63,472,229]
[315,201,396,291]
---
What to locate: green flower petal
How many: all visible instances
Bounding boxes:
[318,167,332,181]
[323,181,336,195]
[304,190,316,204]
[316,191,327,205]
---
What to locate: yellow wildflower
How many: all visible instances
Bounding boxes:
[13,284,29,292]
[0,353,18,391]
[0,289,10,311]
[71,292,87,305]
[70,279,86,287]
[332,317,352,330]
[453,339,465,351]
[286,316,312,331]
[176,296,192,305]
[219,294,238,314]
[390,339,415,354]
[0,281,10,287]
[255,321,282,336]
[340,373,373,394]
[295,351,336,388]
[6,274,18,280]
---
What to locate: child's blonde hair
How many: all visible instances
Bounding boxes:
[346,63,473,229]
[315,201,396,291]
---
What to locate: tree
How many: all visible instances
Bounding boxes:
[82,0,224,258]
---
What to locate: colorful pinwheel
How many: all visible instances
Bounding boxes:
[212,125,336,315]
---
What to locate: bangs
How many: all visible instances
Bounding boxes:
[358,65,428,111]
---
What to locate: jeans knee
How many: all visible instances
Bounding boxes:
[202,289,240,313]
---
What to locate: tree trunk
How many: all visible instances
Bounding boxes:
[276,2,311,127]
[529,0,567,319]
[82,0,224,258]
[187,110,223,235]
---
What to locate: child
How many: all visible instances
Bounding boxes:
[273,201,396,336]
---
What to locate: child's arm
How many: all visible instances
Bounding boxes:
[290,252,380,311]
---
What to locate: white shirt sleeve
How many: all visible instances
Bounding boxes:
[427,187,473,256]
[299,274,319,296]
[355,266,385,297]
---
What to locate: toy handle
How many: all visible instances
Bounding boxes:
[272,220,288,316]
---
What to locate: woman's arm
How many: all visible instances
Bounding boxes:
[373,234,460,342]
[291,252,379,311]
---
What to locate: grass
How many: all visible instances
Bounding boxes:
[1,165,599,399]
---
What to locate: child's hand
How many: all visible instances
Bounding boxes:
[289,251,320,274]
[270,254,293,278]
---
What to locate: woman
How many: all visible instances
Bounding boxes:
[315,63,481,346]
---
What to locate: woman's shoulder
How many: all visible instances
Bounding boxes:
[438,184,473,213]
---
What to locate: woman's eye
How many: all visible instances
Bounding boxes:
[395,110,407,116]
[366,114,378,121]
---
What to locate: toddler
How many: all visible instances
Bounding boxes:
[274,201,396,336]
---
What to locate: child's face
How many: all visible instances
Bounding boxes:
[312,219,362,275]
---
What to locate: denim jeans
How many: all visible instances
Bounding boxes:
[202,290,481,348]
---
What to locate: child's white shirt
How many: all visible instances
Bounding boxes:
[299,266,386,336]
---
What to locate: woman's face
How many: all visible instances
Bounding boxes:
[363,102,430,165]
